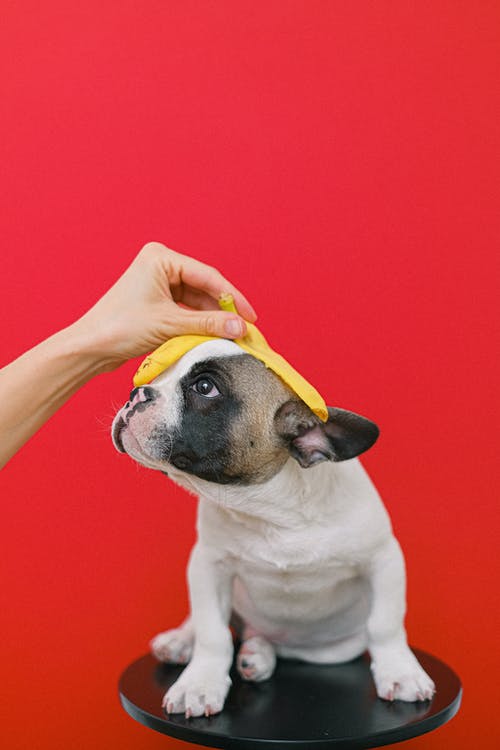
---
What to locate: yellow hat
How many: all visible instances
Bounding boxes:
[133,294,328,422]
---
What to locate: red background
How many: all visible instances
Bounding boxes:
[1,2,498,748]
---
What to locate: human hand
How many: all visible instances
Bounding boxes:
[73,242,257,370]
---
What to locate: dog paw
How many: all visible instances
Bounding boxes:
[163,667,232,717]
[150,628,194,665]
[237,636,276,682]
[371,652,436,702]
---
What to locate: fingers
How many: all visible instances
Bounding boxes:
[174,254,257,322]
[166,308,248,339]
[139,242,257,322]
[177,287,222,312]
[131,241,256,347]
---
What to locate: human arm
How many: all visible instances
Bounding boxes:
[0,242,256,469]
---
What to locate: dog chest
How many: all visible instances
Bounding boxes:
[230,557,370,636]
[198,496,381,571]
[203,512,367,620]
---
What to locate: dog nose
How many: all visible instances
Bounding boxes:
[128,386,156,407]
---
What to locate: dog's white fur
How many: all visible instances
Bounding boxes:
[114,340,435,717]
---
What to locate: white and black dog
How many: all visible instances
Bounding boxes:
[112,339,435,718]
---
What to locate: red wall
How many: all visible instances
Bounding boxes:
[1,3,498,748]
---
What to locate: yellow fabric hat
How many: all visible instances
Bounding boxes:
[133,294,328,422]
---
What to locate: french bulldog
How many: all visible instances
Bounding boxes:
[112,339,435,717]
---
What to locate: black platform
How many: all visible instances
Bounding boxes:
[119,648,461,749]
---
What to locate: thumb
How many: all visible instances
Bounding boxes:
[167,308,247,339]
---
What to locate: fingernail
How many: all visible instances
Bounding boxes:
[224,318,243,337]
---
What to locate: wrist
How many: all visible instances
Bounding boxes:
[57,319,124,376]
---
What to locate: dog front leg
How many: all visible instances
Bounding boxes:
[163,543,234,717]
[366,536,435,702]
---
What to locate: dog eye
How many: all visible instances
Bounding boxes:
[192,378,220,398]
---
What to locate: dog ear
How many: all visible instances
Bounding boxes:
[274,400,379,468]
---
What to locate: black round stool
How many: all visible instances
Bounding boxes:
[119,647,461,749]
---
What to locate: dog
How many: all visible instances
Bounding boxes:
[112,338,435,717]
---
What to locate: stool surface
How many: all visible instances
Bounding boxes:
[119,648,461,750]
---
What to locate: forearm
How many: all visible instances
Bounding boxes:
[0,322,115,469]
[366,536,408,653]
[188,545,234,663]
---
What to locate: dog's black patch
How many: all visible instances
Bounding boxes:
[152,358,245,484]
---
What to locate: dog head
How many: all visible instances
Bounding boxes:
[111,340,379,486]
